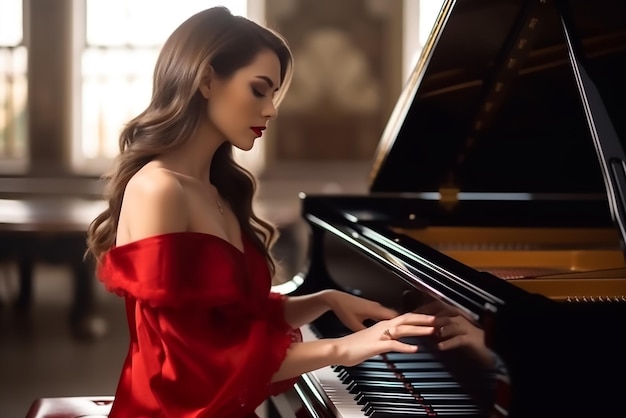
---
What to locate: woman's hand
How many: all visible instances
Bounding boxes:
[335,312,436,367]
[410,298,495,368]
[322,290,399,332]
[411,298,486,353]
[434,314,495,367]
[435,314,484,351]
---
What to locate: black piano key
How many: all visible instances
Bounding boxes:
[360,395,479,412]
[355,392,416,405]
[371,352,437,362]
[364,403,482,417]
[363,402,466,414]
[348,380,462,394]
[367,403,481,416]
[353,379,463,389]
[364,405,430,416]
[342,370,454,382]
[420,392,473,401]
[344,378,458,392]
[404,371,455,380]
[368,412,429,418]
[371,409,480,417]
[358,396,468,411]
[363,400,424,410]
[358,391,478,411]
[356,391,472,403]
[347,381,406,393]
[338,360,445,372]
[340,369,407,381]
[420,400,479,409]
[363,398,428,411]
[429,405,482,411]
[332,360,446,373]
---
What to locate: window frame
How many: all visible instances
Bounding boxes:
[70,0,256,175]
[0,0,28,174]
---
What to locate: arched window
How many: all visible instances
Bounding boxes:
[0,0,27,172]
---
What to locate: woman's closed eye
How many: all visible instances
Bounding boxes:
[251,87,264,98]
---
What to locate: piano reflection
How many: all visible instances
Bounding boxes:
[269,0,626,417]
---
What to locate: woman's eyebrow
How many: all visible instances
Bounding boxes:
[254,75,279,91]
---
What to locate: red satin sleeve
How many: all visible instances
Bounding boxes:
[266,292,303,395]
[97,232,300,418]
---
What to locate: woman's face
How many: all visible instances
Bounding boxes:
[203,49,281,151]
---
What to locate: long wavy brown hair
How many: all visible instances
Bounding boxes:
[86,7,293,277]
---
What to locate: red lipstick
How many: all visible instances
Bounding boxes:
[250,127,265,137]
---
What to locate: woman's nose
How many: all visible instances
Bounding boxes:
[264,101,278,119]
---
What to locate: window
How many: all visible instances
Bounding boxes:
[0,0,27,171]
[73,0,249,173]
[403,0,446,82]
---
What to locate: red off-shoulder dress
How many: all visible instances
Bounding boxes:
[97,231,301,418]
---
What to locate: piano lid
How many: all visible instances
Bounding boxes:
[370,0,626,197]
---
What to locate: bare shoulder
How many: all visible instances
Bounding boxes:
[117,167,188,245]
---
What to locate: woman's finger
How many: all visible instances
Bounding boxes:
[438,321,456,338]
[355,302,399,322]
[371,305,400,320]
[384,324,436,340]
[388,340,420,353]
[433,316,454,328]
[438,334,469,351]
[391,312,436,326]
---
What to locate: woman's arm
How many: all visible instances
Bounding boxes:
[282,290,333,329]
[283,289,400,330]
[271,312,436,382]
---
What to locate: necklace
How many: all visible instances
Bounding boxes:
[216,196,224,215]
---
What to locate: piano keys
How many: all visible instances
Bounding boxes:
[270,0,626,417]
[294,321,488,417]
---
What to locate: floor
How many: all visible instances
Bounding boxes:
[0,263,128,418]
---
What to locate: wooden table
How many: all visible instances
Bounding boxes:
[0,197,108,339]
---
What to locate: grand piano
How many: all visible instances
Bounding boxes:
[269,0,626,417]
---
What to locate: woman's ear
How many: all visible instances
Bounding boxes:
[198,65,215,99]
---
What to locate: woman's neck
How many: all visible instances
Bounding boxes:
[158,122,225,181]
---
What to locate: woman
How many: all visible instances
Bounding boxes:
[87,7,436,417]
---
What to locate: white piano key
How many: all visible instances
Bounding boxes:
[300,324,367,417]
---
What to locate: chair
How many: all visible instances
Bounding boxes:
[25,396,113,418]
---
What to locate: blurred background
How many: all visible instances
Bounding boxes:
[0,0,444,416]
